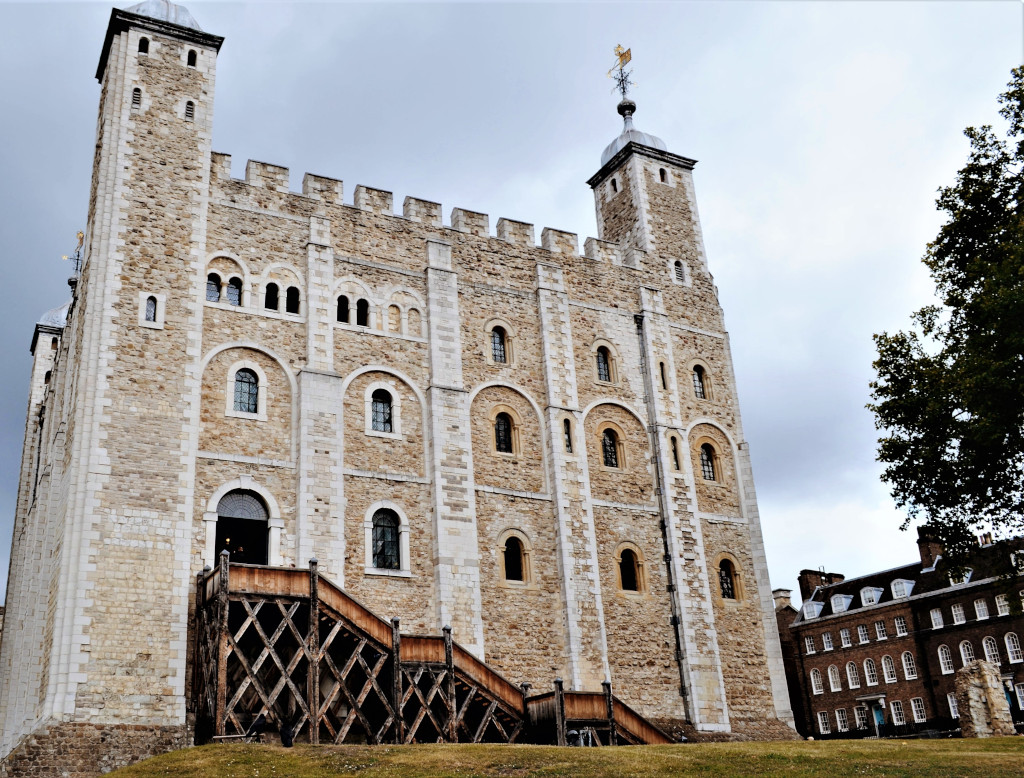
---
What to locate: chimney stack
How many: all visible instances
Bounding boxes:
[797,569,845,601]
[772,589,793,611]
[917,526,944,568]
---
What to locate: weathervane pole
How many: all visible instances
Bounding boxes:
[607,45,636,130]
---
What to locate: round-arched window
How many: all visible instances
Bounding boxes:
[215,490,269,565]
[372,509,400,570]
[504,537,525,582]
[619,548,640,591]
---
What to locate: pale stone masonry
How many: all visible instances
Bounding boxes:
[0,2,795,772]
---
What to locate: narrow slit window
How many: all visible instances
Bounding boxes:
[491,326,507,363]
[700,443,716,481]
[619,549,639,591]
[670,436,680,471]
[264,283,279,310]
[356,298,369,327]
[494,412,513,454]
[596,346,612,382]
[138,37,149,54]
[659,168,667,183]
[285,286,300,314]
[659,361,667,389]
[371,509,400,570]
[601,429,619,468]
[503,537,524,582]
[693,365,707,399]
[233,369,258,414]
[674,260,685,284]
[131,87,142,110]
[206,273,221,302]
[226,278,242,306]
[563,418,573,453]
[144,295,157,322]
[611,178,618,193]
[184,101,195,121]
[187,49,197,67]
[371,389,393,433]
[337,295,349,323]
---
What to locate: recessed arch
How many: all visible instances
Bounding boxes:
[203,475,284,567]
[341,366,430,474]
[711,551,744,601]
[614,541,646,593]
[363,499,412,575]
[497,528,532,585]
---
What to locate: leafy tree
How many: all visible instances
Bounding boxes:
[869,66,1024,564]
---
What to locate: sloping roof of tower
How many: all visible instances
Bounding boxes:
[37,301,69,330]
[124,0,202,31]
[600,125,668,166]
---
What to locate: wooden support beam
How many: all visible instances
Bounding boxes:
[444,625,456,743]
[554,678,566,747]
[603,680,617,746]
[215,551,231,738]
[392,618,403,744]
[308,558,320,745]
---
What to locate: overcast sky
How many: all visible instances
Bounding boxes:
[0,1,1020,604]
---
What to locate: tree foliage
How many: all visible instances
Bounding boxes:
[869,66,1024,564]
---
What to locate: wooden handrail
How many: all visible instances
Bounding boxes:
[611,696,674,744]
[451,642,525,715]
[563,691,607,721]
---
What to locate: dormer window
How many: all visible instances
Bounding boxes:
[831,594,853,614]
[949,568,973,586]
[802,600,824,620]
[860,587,883,606]
[891,579,915,599]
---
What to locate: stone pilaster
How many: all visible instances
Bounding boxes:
[424,240,484,657]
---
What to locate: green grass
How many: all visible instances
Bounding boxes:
[109,738,1024,777]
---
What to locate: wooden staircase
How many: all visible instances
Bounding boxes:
[193,556,672,746]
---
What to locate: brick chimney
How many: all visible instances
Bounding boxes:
[772,589,793,611]
[917,526,944,568]
[797,569,845,601]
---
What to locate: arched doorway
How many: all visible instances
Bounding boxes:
[215,490,269,565]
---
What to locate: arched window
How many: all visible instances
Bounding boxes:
[131,87,142,110]
[356,298,369,327]
[960,640,975,666]
[882,655,897,683]
[619,548,640,592]
[938,644,954,674]
[226,278,242,306]
[185,101,195,121]
[846,661,860,689]
[144,295,157,322]
[828,665,842,692]
[659,168,668,183]
[810,668,823,694]
[674,261,685,284]
[503,536,525,582]
[1006,632,1023,663]
[601,428,620,468]
[693,365,707,399]
[371,509,400,570]
[719,559,736,599]
[206,273,221,302]
[187,49,197,67]
[215,490,268,565]
[983,636,1000,664]
[44,370,51,385]
[563,418,573,453]
[494,412,513,453]
[902,651,918,679]
[596,346,612,382]
[264,283,279,310]
[864,658,878,686]
[699,443,716,481]
[387,304,401,332]
[408,308,422,336]
[51,337,58,350]
[337,295,349,323]
[611,178,618,193]
[233,368,258,414]
[670,436,680,471]
[138,37,149,54]
[285,286,300,314]
[371,389,393,433]
[491,326,507,363]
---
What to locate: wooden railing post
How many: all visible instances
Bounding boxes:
[392,618,404,744]
[308,558,320,745]
[554,678,567,746]
[443,625,457,742]
[215,551,230,737]
[192,570,205,715]
[603,680,617,746]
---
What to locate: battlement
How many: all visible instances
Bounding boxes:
[207,153,640,266]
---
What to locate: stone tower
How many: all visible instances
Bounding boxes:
[1,5,795,774]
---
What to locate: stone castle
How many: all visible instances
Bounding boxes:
[0,1,794,772]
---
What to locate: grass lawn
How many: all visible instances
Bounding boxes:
[108,738,1024,777]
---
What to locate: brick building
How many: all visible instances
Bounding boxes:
[0,1,796,772]
[776,530,1024,738]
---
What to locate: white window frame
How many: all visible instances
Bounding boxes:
[996,594,1010,616]
[947,692,959,719]
[810,668,824,695]
[362,501,412,577]
[1016,683,1024,710]
[952,603,966,624]
[901,651,918,680]
[960,640,975,666]
[224,359,268,421]
[975,598,990,621]
[875,620,888,640]
[949,568,973,586]
[364,380,403,439]
[816,711,831,734]
[835,708,849,732]
[894,615,908,637]
[846,662,860,689]
[138,291,166,329]
[805,636,816,655]
[831,594,853,613]
[803,600,824,620]
[861,587,882,606]
[930,608,944,629]
[854,707,869,730]
[891,579,914,599]
[882,655,898,683]
[864,659,879,686]
[840,628,852,648]
[890,700,906,725]
[828,665,842,692]
[910,697,926,724]
[1006,632,1023,663]
[983,636,1000,664]
[938,644,954,674]
[822,632,834,651]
